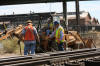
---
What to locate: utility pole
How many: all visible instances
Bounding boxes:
[75,0,80,32]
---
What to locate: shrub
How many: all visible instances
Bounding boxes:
[1,37,19,53]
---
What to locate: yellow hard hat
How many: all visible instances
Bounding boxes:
[26,20,32,23]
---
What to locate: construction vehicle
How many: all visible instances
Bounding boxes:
[0,29,14,40]
[64,31,96,49]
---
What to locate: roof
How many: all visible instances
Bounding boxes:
[52,11,90,19]
[0,11,93,22]
[0,0,92,6]
[67,11,88,19]
[0,12,55,17]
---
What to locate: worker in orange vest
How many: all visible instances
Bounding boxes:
[21,20,40,55]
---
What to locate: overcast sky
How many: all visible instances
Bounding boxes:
[0,1,100,22]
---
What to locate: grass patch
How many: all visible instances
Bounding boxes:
[0,37,24,54]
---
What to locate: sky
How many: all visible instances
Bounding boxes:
[0,1,100,22]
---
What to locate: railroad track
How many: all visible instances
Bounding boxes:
[0,48,100,66]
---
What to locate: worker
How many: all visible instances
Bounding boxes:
[60,16,66,28]
[21,20,40,55]
[46,17,53,36]
[50,21,65,51]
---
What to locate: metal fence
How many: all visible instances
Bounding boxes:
[80,32,100,48]
[80,33,97,39]
[68,25,100,33]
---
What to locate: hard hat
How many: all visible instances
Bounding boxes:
[47,17,52,23]
[26,20,32,23]
[54,21,60,26]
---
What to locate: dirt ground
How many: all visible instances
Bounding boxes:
[0,53,21,58]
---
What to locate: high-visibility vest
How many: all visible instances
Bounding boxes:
[55,26,64,43]
[47,23,53,31]
[49,23,53,28]
[24,25,35,41]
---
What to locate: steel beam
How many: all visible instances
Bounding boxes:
[75,0,80,32]
[62,0,68,31]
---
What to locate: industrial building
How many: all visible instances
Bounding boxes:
[0,11,99,31]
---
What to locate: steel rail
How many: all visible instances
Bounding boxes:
[4,51,100,66]
[0,55,51,65]
[0,48,99,66]
[0,48,96,63]
[1,52,100,65]
[50,48,97,56]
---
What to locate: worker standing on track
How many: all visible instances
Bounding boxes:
[21,20,40,55]
[50,21,65,51]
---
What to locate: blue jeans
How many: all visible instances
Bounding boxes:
[24,41,36,55]
[58,42,64,51]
